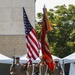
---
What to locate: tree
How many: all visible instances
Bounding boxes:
[36,4,75,58]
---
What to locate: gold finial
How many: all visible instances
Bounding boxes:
[43,5,47,15]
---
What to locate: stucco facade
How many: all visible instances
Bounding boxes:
[0,0,35,57]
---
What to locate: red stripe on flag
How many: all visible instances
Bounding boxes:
[26,39,36,60]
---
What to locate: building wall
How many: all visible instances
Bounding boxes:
[0,0,35,57]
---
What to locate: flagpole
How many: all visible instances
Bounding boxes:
[13,49,15,65]
[40,5,47,69]
[41,5,55,71]
[43,5,47,30]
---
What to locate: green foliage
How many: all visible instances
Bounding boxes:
[37,13,43,19]
[35,24,42,39]
[36,4,75,58]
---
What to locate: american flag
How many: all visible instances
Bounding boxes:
[23,7,39,63]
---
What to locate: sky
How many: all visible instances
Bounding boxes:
[35,0,75,15]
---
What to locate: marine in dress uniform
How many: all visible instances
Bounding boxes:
[27,62,33,75]
[10,56,24,75]
[53,61,62,75]
[40,57,46,75]
[34,64,39,75]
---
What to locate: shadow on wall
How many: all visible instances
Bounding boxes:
[0,63,11,75]
[65,63,70,75]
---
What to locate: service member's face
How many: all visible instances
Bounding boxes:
[16,58,20,63]
[55,62,58,66]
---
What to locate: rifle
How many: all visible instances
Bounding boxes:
[13,49,16,72]
[13,56,15,66]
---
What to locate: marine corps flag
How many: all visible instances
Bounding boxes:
[41,5,55,71]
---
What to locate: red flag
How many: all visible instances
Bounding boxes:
[44,53,55,71]
[41,6,55,71]
[23,7,40,63]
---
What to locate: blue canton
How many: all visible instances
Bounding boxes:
[23,7,32,36]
